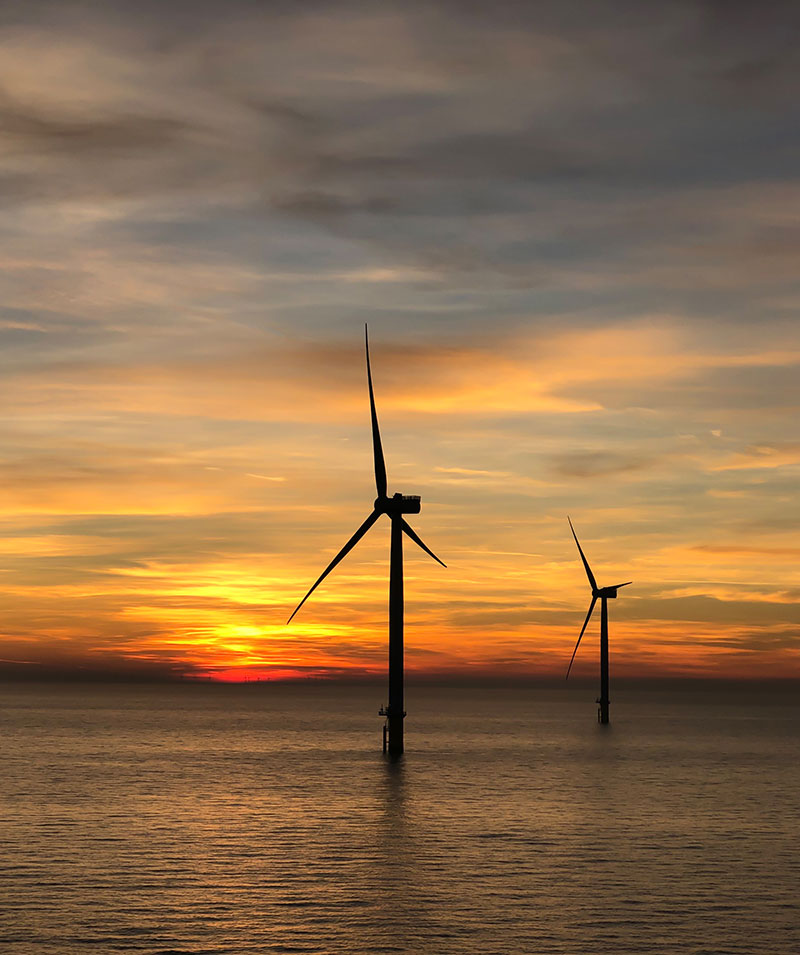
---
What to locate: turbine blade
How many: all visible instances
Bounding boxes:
[287,509,381,624]
[566,596,597,680]
[613,581,633,589]
[401,519,446,567]
[568,516,598,592]
[365,325,387,499]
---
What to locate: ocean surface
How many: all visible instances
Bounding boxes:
[1,680,798,954]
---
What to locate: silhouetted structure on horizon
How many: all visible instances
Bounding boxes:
[566,517,632,724]
[287,326,446,756]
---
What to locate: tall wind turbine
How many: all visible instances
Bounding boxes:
[287,326,446,755]
[566,517,631,724]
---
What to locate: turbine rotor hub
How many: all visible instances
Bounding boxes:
[375,493,421,515]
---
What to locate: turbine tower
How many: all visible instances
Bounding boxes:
[288,326,445,756]
[565,517,631,724]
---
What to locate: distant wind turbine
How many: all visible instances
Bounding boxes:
[566,517,631,724]
[287,325,446,755]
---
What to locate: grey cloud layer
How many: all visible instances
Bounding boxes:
[3,1,800,289]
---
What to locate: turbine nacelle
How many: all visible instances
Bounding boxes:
[375,493,421,516]
[592,581,632,600]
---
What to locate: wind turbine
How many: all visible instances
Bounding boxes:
[287,326,446,755]
[565,517,631,724]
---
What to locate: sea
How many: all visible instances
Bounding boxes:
[1,680,798,954]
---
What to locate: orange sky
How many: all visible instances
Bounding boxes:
[2,322,798,681]
[0,2,798,682]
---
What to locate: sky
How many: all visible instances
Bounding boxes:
[1,0,798,682]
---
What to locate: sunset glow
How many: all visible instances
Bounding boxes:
[1,2,798,682]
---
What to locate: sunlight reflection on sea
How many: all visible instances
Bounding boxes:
[1,681,798,954]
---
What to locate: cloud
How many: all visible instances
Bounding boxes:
[1,0,799,679]
[691,544,800,559]
[712,443,800,471]
[552,451,656,479]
